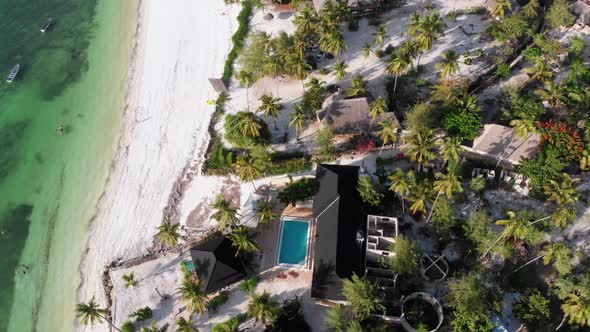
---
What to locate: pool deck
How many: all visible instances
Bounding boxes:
[282,205,314,219]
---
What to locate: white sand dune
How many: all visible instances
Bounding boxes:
[77,1,239,330]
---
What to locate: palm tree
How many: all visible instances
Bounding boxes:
[175,315,199,332]
[492,0,512,18]
[122,273,137,288]
[436,49,460,78]
[227,225,260,256]
[264,55,283,97]
[369,97,387,130]
[235,154,262,190]
[177,276,208,314]
[235,112,262,138]
[404,12,422,38]
[559,291,590,329]
[378,119,398,155]
[404,129,437,168]
[535,81,565,109]
[255,200,277,225]
[386,55,409,94]
[362,42,372,59]
[342,274,385,320]
[286,52,311,93]
[141,322,161,332]
[496,117,537,167]
[388,169,415,213]
[438,137,463,163]
[257,95,282,130]
[333,60,347,87]
[399,39,419,69]
[347,74,368,97]
[319,29,346,59]
[237,70,254,110]
[481,211,529,258]
[521,0,540,18]
[289,105,307,141]
[293,6,317,37]
[416,12,446,67]
[75,297,122,332]
[514,241,572,275]
[544,174,579,206]
[372,25,389,48]
[551,206,577,229]
[408,180,432,216]
[154,222,181,252]
[533,58,554,83]
[247,292,279,327]
[211,194,240,232]
[426,169,463,223]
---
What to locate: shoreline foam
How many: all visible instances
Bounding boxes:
[76,1,238,330]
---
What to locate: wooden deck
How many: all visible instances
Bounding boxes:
[282,205,314,219]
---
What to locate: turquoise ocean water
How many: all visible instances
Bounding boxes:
[0,0,137,331]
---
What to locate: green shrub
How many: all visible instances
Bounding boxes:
[452,311,496,332]
[121,321,135,332]
[513,289,551,327]
[204,137,235,175]
[239,277,259,293]
[129,307,152,321]
[278,178,319,206]
[381,235,420,275]
[267,157,312,176]
[469,177,486,193]
[223,0,254,81]
[207,291,230,311]
[211,314,246,332]
[432,198,458,240]
[465,6,487,15]
[546,0,575,29]
[224,112,269,147]
[518,146,567,196]
[496,63,510,80]
[442,108,483,141]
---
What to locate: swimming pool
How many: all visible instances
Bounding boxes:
[277,219,311,266]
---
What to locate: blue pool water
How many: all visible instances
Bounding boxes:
[278,220,310,265]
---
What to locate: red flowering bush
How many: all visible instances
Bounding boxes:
[355,136,377,153]
[538,120,584,161]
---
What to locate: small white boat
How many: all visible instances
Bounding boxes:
[40,18,52,33]
[6,64,20,83]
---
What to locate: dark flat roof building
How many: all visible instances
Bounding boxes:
[311,164,367,302]
[189,235,246,294]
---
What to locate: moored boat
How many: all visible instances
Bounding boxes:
[40,18,53,33]
[6,64,20,83]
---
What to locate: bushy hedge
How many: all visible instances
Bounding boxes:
[207,291,230,312]
[223,0,254,81]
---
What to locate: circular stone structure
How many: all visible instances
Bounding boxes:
[263,13,274,20]
[400,292,444,332]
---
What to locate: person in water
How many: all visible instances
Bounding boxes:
[57,124,64,135]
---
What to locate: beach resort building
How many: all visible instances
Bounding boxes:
[188,235,246,293]
[318,96,398,136]
[276,164,399,306]
[463,124,540,165]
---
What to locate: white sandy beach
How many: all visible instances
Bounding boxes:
[77,1,240,330]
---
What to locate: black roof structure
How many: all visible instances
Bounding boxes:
[189,235,246,294]
[311,164,367,301]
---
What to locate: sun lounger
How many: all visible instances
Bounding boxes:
[276,273,287,279]
[514,174,524,185]
[472,168,479,178]
[288,271,299,278]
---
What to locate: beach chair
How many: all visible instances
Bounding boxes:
[276,272,287,279]
[472,168,478,178]
[288,271,299,278]
[514,174,524,185]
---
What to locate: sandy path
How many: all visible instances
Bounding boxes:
[77,1,238,330]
